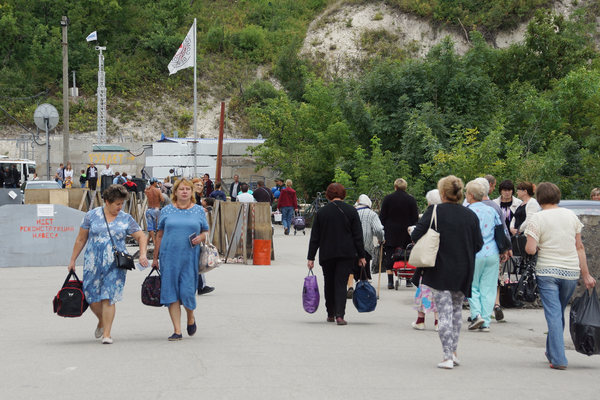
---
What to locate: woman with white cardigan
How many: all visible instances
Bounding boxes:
[510,181,540,235]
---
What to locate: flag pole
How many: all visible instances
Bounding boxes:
[193,18,197,178]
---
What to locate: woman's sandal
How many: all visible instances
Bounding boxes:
[550,364,567,370]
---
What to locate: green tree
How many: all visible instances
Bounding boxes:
[248,77,354,196]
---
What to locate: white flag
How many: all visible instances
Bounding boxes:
[168,24,195,75]
[86,31,97,42]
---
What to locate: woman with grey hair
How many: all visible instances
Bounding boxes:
[68,184,148,344]
[426,189,442,206]
[465,180,504,333]
[347,194,385,298]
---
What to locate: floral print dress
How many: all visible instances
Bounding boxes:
[81,207,141,305]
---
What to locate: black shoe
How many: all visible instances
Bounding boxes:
[406,281,414,288]
[347,288,354,299]
[197,286,215,295]
[494,305,504,321]
[387,283,394,290]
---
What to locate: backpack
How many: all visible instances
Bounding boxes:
[53,271,89,317]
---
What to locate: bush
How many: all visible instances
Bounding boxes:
[205,26,225,52]
[243,80,280,106]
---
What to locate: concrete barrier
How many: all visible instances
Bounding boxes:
[575,214,600,299]
[0,204,85,268]
[0,188,23,206]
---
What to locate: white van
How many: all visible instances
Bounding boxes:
[0,156,36,187]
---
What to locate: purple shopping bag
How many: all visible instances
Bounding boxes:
[303,270,320,314]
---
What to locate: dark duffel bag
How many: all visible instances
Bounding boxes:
[53,271,89,317]
[141,268,162,307]
[352,266,377,313]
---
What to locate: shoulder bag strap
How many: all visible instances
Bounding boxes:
[331,201,352,231]
[102,208,118,252]
[429,204,437,231]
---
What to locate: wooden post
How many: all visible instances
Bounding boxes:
[61,16,69,163]
[215,102,225,183]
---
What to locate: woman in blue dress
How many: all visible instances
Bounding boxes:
[152,178,209,341]
[68,184,148,344]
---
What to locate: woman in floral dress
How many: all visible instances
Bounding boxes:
[68,184,148,344]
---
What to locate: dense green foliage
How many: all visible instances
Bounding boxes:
[2,1,600,204]
[249,10,600,204]
[0,0,329,127]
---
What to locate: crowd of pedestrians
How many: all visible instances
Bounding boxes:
[305,174,597,370]
[64,171,597,370]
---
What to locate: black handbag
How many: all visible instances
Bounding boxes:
[53,271,89,317]
[515,256,538,302]
[499,258,524,308]
[511,234,528,257]
[392,246,411,262]
[494,225,511,254]
[141,268,162,307]
[103,209,136,270]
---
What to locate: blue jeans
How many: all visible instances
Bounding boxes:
[281,206,294,230]
[468,255,499,327]
[537,275,578,367]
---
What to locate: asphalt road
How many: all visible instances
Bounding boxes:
[1,225,599,400]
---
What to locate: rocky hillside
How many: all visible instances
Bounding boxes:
[301,0,597,74]
[0,0,598,151]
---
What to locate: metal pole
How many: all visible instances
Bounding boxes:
[72,70,76,91]
[193,18,197,178]
[45,119,50,180]
[61,16,69,164]
[96,47,107,144]
[216,102,225,183]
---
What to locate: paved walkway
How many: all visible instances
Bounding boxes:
[1,226,599,400]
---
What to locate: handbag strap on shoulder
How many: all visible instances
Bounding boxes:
[102,208,117,252]
[331,201,352,231]
[429,204,437,231]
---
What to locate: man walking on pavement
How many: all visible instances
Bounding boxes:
[380,178,419,288]
[145,177,162,246]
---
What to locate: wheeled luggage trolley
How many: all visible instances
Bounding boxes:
[392,243,416,289]
[291,211,306,235]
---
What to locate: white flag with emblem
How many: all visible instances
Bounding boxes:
[168,24,195,75]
